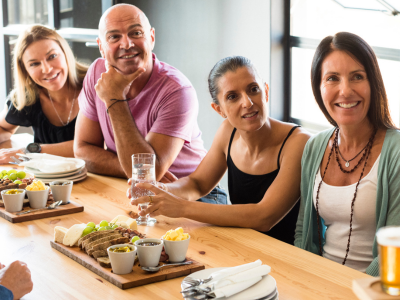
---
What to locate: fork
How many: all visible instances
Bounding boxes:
[182,276,213,287]
[181,286,214,298]
[10,156,22,165]
[16,154,32,161]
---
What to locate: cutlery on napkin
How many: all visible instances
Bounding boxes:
[186,260,271,298]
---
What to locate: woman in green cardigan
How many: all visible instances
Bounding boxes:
[295,32,400,276]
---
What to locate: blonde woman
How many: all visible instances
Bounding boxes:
[0,25,88,163]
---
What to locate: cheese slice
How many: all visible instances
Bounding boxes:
[63,224,86,247]
[54,226,68,243]
[110,215,130,224]
[115,221,128,229]
[126,218,137,230]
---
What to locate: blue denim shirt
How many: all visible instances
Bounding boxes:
[0,285,13,300]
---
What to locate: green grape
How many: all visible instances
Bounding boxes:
[98,226,107,231]
[111,224,118,229]
[0,174,3,179]
[81,226,94,237]
[87,222,96,228]
[2,175,9,180]
[104,226,113,230]
[14,180,22,184]
[8,173,17,181]
[99,220,108,227]
[1,170,7,175]
[7,170,17,176]
[16,171,26,179]
[131,236,140,243]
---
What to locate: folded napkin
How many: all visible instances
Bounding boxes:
[201,260,271,298]
[18,154,79,173]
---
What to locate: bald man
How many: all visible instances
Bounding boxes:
[74,4,222,202]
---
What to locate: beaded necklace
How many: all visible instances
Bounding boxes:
[315,127,376,265]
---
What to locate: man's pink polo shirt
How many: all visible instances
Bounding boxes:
[78,54,207,178]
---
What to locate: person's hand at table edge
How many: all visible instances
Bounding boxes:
[0,148,24,164]
[0,261,33,300]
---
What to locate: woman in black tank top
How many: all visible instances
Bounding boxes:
[130,56,310,245]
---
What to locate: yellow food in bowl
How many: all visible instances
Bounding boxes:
[5,189,22,194]
[162,227,189,241]
[109,246,132,253]
[26,180,47,191]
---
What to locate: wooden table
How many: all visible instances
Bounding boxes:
[0,136,371,299]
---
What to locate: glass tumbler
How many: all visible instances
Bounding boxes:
[131,153,157,226]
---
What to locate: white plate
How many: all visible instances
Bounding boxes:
[24,158,85,175]
[38,172,87,184]
[181,267,277,300]
[34,167,86,179]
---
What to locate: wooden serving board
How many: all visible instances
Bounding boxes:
[353,278,400,300]
[50,241,205,289]
[0,201,84,223]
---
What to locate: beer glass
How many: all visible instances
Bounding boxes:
[131,153,157,226]
[377,226,400,296]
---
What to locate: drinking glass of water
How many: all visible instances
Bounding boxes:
[131,153,157,226]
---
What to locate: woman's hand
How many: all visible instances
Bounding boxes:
[129,182,187,218]
[0,148,24,164]
[126,178,167,199]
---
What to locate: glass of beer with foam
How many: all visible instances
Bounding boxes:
[377,226,400,296]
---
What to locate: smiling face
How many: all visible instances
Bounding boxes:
[212,66,269,131]
[22,39,69,92]
[320,50,371,127]
[97,5,154,75]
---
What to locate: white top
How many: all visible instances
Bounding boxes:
[313,155,380,272]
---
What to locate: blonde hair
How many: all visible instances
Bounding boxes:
[10,25,88,110]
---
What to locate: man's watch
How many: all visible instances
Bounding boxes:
[25,143,41,153]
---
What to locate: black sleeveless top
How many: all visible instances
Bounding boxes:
[5,99,76,144]
[227,126,301,245]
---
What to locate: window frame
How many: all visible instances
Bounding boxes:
[0,0,114,102]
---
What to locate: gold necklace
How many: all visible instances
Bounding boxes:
[48,89,76,126]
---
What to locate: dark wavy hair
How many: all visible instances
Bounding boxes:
[311,32,396,129]
[208,56,258,105]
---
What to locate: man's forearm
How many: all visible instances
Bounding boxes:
[107,102,155,178]
[75,142,126,178]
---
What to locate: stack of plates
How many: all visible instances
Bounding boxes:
[181,268,278,300]
[24,158,87,183]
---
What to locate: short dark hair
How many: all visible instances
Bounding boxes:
[311,32,396,129]
[208,56,256,104]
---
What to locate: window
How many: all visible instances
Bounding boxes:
[0,0,109,100]
[289,0,400,130]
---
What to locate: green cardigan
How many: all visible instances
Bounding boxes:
[294,128,400,276]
